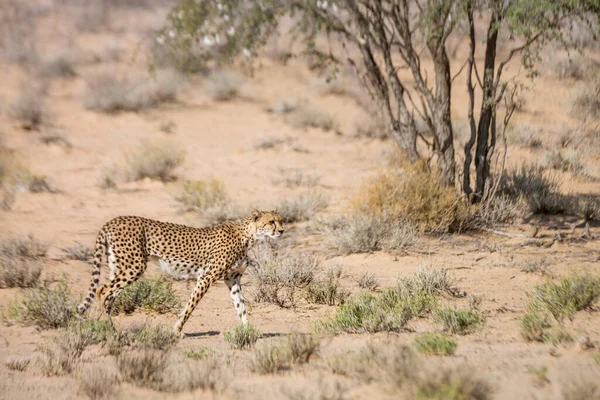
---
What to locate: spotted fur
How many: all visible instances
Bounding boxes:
[77,209,284,335]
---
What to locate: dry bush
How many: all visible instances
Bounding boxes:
[332,340,491,398]
[401,266,465,298]
[540,149,584,174]
[77,362,120,400]
[6,279,77,329]
[509,123,543,149]
[267,98,300,115]
[286,103,339,132]
[576,196,600,221]
[357,272,379,291]
[0,256,41,288]
[250,332,321,374]
[4,356,30,372]
[352,160,471,234]
[159,357,225,393]
[305,267,350,306]
[205,70,244,101]
[277,191,328,223]
[117,348,169,389]
[38,324,99,376]
[272,167,321,187]
[123,141,185,183]
[311,75,349,96]
[0,147,53,194]
[106,323,178,355]
[322,214,417,255]
[282,377,347,400]
[175,179,229,212]
[9,82,49,129]
[38,52,77,79]
[83,68,180,112]
[552,55,598,81]
[223,322,263,350]
[571,76,600,119]
[201,202,246,225]
[499,164,569,215]
[112,276,180,315]
[61,242,92,262]
[253,135,295,150]
[249,243,319,308]
[352,114,390,140]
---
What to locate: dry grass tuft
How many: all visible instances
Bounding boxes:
[272,167,321,187]
[175,179,229,212]
[571,76,600,119]
[352,114,390,140]
[286,103,339,132]
[357,272,379,291]
[249,243,318,308]
[250,332,321,374]
[305,269,350,306]
[9,82,49,129]
[205,70,244,101]
[38,52,77,79]
[0,256,41,288]
[123,141,185,183]
[277,191,329,223]
[509,124,543,149]
[77,362,120,399]
[322,214,418,255]
[116,348,169,388]
[434,307,486,335]
[60,242,92,262]
[561,373,600,400]
[83,68,180,112]
[414,333,457,356]
[4,356,30,372]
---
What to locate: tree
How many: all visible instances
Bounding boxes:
[159,0,600,201]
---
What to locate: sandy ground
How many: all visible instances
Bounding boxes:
[1,2,600,399]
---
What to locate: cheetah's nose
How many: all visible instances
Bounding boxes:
[278,229,284,234]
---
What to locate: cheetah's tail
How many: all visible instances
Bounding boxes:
[77,226,107,314]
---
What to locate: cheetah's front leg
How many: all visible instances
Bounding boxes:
[225,273,247,325]
[173,273,218,336]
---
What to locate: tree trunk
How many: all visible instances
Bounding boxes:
[474,10,501,202]
[431,47,455,186]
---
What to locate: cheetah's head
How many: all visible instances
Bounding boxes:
[250,209,284,239]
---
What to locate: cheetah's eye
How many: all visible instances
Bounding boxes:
[270,220,275,225]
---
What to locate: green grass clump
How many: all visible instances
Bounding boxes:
[434,308,486,335]
[185,347,212,360]
[520,312,552,342]
[250,332,320,374]
[223,322,263,349]
[414,333,457,356]
[6,279,78,329]
[526,272,600,322]
[112,276,180,315]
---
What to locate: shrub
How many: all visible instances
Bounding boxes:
[277,191,329,223]
[571,76,600,119]
[509,124,543,149]
[520,312,552,342]
[4,357,30,372]
[117,348,169,389]
[322,214,417,255]
[284,332,320,364]
[286,103,338,132]
[415,368,493,400]
[158,357,225,393]
[305,271,350,306]
[434,308,486,335]
[317,290,415,334]
[83,68,180,112]
[352,114,389,139]
[205,70,244,101]
[0,235,49,258]
[253,136,295,150]
[400,266,465,298]
[0,256,41,288]
[107,323,178,355]
[60,243,92,262]
[223,322,263,350]
[357,272,379,291]
[562,374,600,400]
[540,149,583,175]
[38,325,96,376]
[249,243,318,308]
[499,164,568,214]
[112,276,180,315]
[351,160,471,234]
[414,333,457,356]
[250,342,287,374]
[272,167,321,187]
[576,196,600,221]
[7,279,77,329]
[311,75,349,96]
[526,272,600,322]
[201,202,246,225]
[184,346,211,360]
[175,179,229,212]
[123,141,185,183]
[0,148,52,194]
[38,52,77,78]
[77,362,120,400]
[9,83,49,129]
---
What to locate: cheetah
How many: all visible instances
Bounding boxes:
[77,209,284,335]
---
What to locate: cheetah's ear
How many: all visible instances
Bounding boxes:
[251,209,261,221]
